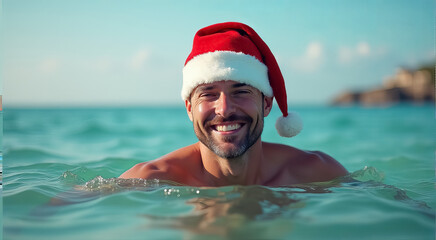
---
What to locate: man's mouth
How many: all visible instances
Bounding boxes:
[213,123,243,132]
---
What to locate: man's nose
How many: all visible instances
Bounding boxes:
[215,92,235,118]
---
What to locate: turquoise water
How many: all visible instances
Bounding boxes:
[3,105,435,239]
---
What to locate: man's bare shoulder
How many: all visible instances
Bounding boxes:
[262,142,348,183]
[119,143,201,181]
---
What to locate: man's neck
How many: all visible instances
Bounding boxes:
[198,140,264,186]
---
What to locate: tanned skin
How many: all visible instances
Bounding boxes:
[120,81,348,187]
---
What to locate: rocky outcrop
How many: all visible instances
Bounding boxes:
[332,66,435,106]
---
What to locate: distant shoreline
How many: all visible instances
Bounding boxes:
[331,65,435,106]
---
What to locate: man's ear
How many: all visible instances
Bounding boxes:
[263,96,273,117]
[185,100,193,121]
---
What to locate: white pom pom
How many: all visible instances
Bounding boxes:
[275,111,303,137]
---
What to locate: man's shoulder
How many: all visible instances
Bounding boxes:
[262,142,348,183]
[118,161,161,179]
[262,142,304,160]
[263,142,339,164]
[119,143,201,180]
[289,149,348,182]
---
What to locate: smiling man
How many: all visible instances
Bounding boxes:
[120,22,347,186]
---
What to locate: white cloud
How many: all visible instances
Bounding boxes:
[338,41,371,63]
[307,42,323,59]
[130,48,150,71]
[290,42,324,72]
[356,42,370,56]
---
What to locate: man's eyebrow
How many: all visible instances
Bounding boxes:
[194,83,248,94]
[195,85,216,92]
[232,83,248,88]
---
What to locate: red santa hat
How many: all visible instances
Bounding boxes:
[182,22,302,137]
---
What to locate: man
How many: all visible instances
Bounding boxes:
[120,22,347,186]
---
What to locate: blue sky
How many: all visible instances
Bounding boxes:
[2,0,434,107]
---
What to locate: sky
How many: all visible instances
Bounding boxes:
[2,0,434,107]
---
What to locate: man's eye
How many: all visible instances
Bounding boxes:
[234,90,251,95]
[199,93,216,98]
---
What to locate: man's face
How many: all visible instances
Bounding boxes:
[186,80,272,159]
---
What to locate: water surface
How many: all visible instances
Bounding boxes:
[3,105,435,239]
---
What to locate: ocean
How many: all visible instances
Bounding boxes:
[2,105,435,239]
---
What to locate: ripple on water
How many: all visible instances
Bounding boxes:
[4,148,68,164]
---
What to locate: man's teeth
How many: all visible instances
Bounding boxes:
[216,124,241,132]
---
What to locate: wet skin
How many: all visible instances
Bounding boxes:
[120,80,348,186]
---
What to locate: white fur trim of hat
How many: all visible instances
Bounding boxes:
[182,51,273,100]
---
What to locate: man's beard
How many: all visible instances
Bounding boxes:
[193,113,264,159]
